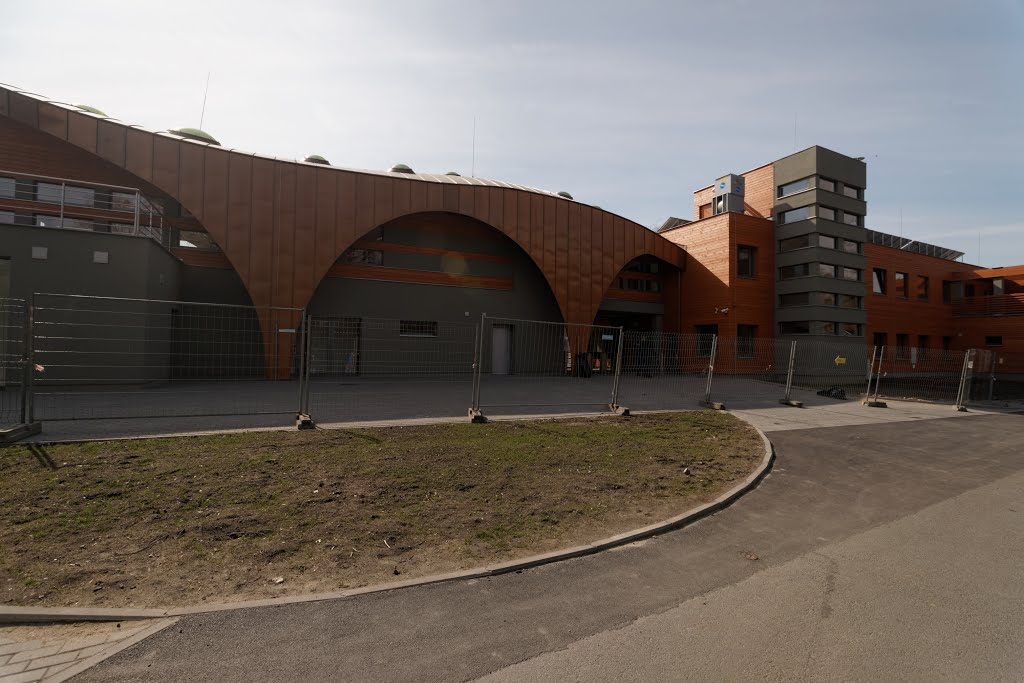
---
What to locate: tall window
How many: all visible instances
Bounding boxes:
[895,272,908,298]
[873,332,888,349]
[942,336,952,351]
[942,280,953,304]
[916,275,929,301]
[918,335,929,359]
[896,333,910,359]
[737,245,756,278]
[872,268,887,294]
[737,325,757,358]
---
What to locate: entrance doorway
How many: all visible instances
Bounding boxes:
[491,324,512,375]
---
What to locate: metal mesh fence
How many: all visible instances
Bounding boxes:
[711,337,793,407]
[302,316,478,423]
[0,298,26,427]
[969,349,1024,403]
[615,332,716,410]
[868,345,971,405]
[31,294,303,420]
[473,316,621,415]
[785,338,872,405]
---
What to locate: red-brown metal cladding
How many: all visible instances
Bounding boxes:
[0,86,688,374]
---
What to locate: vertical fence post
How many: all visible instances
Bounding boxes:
[133,190,142,235]
[302,313,313,416]
[610,326,625,409]
[24,296,36,424]
[470,313,486,415]
[864,345,878,402]
[955,349,974,411]
[868,345,887,407]
[701,335,719,407]
[783,340,797,403]
[296,312,307,416]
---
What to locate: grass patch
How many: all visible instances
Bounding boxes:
[0,411,763,608]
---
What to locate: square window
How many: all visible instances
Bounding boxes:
[842,184,860,199]
[818,178,836,193]
[737,245,756,278]
[818,263,836,278]
[32,246,48,260]
[736,324,757,358]
[818,235,836,249]
[895,272,908,297]
[842,212,861,226]
[818,206,836,221]
[840,323,862,336]
[873,268,887,294]
[93,251,109,264]
[840,267,860,281]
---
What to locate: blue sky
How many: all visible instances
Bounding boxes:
[3,0,1022,265]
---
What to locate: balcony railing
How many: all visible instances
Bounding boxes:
[952,294,1024,317]
[0,168,184,252]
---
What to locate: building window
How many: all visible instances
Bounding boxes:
[779,264,810,280]
[818,177,836,193]
[840,323,862,337]
[916,275,929,301]
[36,182,96,207]
[896,333,910,359]
[31,246,48,260]
[778,207,811,225]
[818,206,836,221]
[818,235,836,249]
[838,294,860,309]
[840,267,860,281]
[842,211,861,227]
[872,268,887,294]
[111,192,138,212]
[737,325,757,358]
[873,332,887,349]
[342,248,383,266]
[779,321,810,335]
[779,235,812,252]
[399,320,438,338]
[0,210,13,224]
[819,263,836,278]
[842,184,861,199]
[93,251,109,264]
[0,176,14,198]
[811,321,836,335]
[942,280,954,304]
[737,245,756,278]
[695,324,718,357]
[942,336,952,351]
[985,335,1003,347]
[778,177,812,197]
[895,272,908,297]
[917,335,929,358]
[779,292,810,307]
[820,292,836,306]
[840,238,860,254]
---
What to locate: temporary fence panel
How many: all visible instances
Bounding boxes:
[474,316,621,415]
[871,345,971,405]
[970,349,1024,404]
[615,332,717,410]
[784,338,871,404]
[710,337,794,407]
[0,298,27,428]
[31,294,303,420]
[302,316,478,424]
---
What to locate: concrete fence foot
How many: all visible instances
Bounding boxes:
[0,421,42,443]
[699,400,726,411]
[778,399,804,408]
[295,414,315,430]
[468,408,489,424]
[609,404,630,416]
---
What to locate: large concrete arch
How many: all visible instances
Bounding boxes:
[0,85,686,333]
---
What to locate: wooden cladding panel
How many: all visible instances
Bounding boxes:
[250,158,276,312]
[555,199,569,323]
[67,113,97,153]
[335,172,357,258]
[9,93,38,128]
[96,121,126,167]
[37,103,68,139]
[273,163,297,309]
[152,136,179,193]
[351,239,512,264]
[124,128,153,182]
[178,143,205,221]
[293,165,317,302]
[566,202,581,326]
[202,149,229,247]
[315,167,338,280]
[226,153,253,284]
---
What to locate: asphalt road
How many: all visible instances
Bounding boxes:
[74,413,1024,682]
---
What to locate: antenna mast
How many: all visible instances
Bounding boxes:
[199,72,211,129]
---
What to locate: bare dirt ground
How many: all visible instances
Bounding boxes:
[1,411,763,609]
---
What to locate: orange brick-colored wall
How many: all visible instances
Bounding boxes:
[692,164,774,222]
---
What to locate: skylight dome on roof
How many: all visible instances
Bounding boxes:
[169,127,220,146]
[74,104,107,117]
[557,191,573,199]
[304,154,330,165]
[389,163,414,174]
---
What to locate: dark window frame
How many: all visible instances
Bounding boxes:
[737,245,757,279]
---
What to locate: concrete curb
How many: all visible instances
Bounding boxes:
[0,416,774,625]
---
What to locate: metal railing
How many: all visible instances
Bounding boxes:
[951,294,1024,318]
[0,169,175,250]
